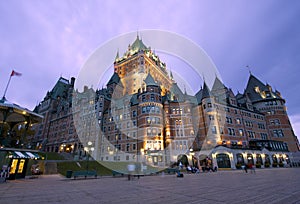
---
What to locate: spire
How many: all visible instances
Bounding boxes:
[170,70,173,80]
[115,49,119,61]
[202,82,210,99]
[212,76,227,91]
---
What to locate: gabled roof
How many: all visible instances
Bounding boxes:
[195,89,203,104]
[195,82,211,103]
[244,74,283,102]
[130,93,139,105]
[170,82,185,102]
[144,73,158,86]
[107,72,120,86]
[211,77,227,92]
[49,77,70,99]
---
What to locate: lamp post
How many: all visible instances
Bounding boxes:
[84,141,94,172]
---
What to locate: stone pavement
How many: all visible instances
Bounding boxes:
[0,168,300,204]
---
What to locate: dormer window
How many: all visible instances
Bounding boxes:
[254,86,260,93]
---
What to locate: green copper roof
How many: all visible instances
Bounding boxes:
[107,72,120,85]
[131,35,148,52]
[144,73,158,86]
[212,77,227,91]
[244,74,283,102]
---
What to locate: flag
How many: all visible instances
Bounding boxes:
[11,70,22,77]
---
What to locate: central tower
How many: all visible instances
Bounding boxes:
[113,35,173,96]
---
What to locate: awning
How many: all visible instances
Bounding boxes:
[24,151,40,159]
[8,151,40,159]
[9,151,29,158]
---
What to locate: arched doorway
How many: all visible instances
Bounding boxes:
[272,154,278,167]
[256,154,263,168]
[247,154,253,164]
[177,154,189,167]
[265,154,270,167]
[198,154,208,166]
[236,153,244,169]
[216,153,231,168]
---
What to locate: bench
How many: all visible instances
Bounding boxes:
[73,170,97,179]
[133,174,144,179]
[127,174,144,180]
[112,170,124,177]
[165,168,178,174]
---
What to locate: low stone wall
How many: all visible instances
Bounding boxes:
[44,162,58,174]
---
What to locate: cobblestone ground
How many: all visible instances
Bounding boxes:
[0,168,300,204]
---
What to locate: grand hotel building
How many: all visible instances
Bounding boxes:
[33,36,300,170]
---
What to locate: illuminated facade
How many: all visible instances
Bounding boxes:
[34,36,300,170]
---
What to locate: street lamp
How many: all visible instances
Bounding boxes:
[84,141,94,172]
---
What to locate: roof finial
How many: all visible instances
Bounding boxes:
[246,65,252,75]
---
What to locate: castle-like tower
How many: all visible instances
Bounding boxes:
[114,34,173,96]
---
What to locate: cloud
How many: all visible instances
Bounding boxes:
[0,0,299,122]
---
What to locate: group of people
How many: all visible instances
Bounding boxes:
[178,161,217,174]
[186,165,200,173]
[242,163,256,173]
[185,165,217,173]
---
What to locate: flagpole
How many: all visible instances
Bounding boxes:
[2,75,12,100]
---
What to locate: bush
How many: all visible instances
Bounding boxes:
[40,152,65,160]
[255,163,261,168]
[279,162,284,167]
[264,163,270,168]
[236,163,242,169]
[57,161,112,176]
[272,163,278,167]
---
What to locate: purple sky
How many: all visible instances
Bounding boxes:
[0,0,300,140]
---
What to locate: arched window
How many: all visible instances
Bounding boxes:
[216,153,231,168]
[236,153,244,164]
[256,154,263,165]
[247,154,254,164]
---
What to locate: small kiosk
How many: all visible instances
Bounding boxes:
[0,148,41,180]
[0,97,43,180]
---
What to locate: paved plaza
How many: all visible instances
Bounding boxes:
[0,168,300,204]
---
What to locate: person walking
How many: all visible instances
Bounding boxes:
[249,163,256,174]
[243,164,248,173]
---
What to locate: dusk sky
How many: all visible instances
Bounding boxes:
[0,0,299,140]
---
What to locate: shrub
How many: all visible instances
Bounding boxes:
[236,163,242,169]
